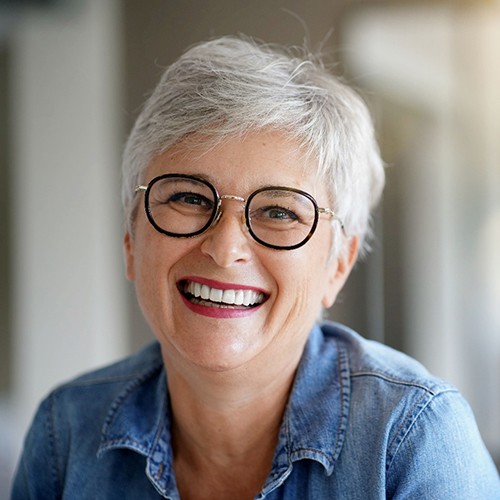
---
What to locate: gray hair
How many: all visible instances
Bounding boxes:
[122,35,384,256]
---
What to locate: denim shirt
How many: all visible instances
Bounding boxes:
[12,323,500,499]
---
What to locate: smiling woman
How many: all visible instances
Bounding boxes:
[125,130,345,374]
[11,36,500,499]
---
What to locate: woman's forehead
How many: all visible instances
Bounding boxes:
[146,130,324,191]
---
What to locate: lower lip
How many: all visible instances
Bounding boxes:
[180,294,264,318]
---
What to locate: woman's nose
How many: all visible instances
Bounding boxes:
[200,206,252,267]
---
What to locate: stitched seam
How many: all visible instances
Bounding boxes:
[291,447,335,462]
[60,364,164,389]
[47,394,62,496]
[102,364,163,435]
[386,390,429,471]
[332,341,349,462]
[386,389,459,473]
[99,438,151,455]
[351,370,442,395]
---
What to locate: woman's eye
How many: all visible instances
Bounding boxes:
[260,206,299,221]
[170,192,212,207]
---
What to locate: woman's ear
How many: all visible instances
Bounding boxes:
[123,232,136,281]
[321,236,359,309]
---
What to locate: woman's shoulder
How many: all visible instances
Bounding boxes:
[315,323,500,497]
[25,341,165,457]
[41,341,164,425]
[63,341,163,386]
[319,321,454,396]
[13,343,166,499]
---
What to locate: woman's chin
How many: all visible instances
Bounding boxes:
[163,331,265,374]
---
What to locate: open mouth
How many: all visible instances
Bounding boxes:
[178,279,268,310]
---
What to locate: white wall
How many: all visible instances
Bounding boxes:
[3,0,127,491]
[343,2,500,463]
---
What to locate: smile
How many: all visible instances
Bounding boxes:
[179,279,267,309]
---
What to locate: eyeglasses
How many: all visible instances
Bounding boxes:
[135,174,344,250]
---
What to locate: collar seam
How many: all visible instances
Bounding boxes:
[351,370,449,396]
[332,339,350,462]
[98,362,164,456]
[284,333,351,475]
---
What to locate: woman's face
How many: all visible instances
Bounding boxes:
[124,131,357,375]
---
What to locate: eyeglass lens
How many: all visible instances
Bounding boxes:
[145,175,318,249]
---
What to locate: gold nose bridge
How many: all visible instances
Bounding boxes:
[213,194,247,226]
[219,194,246,203]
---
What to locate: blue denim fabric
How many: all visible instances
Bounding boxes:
[12,323,500,499]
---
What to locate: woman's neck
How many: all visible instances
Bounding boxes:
[163,349,301,499]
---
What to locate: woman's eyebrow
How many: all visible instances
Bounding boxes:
[181,172,218,185]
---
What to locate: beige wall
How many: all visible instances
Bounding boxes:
[343,2,500,459]
[1,0,126,493]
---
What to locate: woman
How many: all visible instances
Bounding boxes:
[13,36,499,499]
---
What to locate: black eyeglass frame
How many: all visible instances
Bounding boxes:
[135,173,344,251]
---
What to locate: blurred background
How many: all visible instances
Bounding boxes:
[1,0,499,494]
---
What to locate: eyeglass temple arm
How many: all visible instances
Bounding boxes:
[135,185,147,193]
[318,207,346,232]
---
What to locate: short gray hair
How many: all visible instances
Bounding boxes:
[122,35,384,256]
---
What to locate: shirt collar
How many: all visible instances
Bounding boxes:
[283,324,350,473]
[97,352,178,496]
[258,324,350,497]
[98,359,166,458]
[98,324,350,496]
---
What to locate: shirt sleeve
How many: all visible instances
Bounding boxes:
[387,389,500,499]
[11,394,64,500]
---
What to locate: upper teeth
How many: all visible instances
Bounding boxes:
[184,281,265,306]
